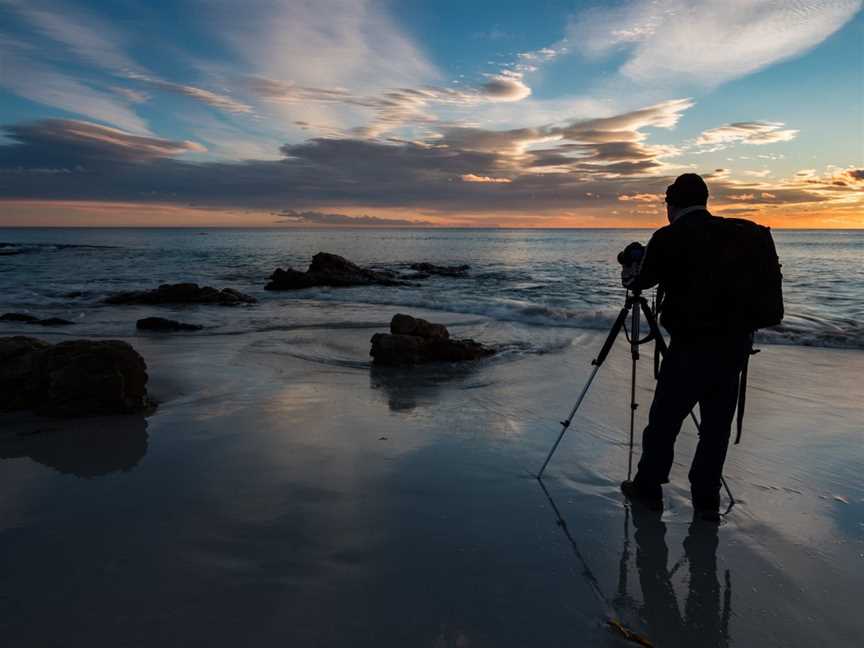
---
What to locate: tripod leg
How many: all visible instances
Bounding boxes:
[627,303,641,481]
[538,365,600,478]
[538,301,632,478]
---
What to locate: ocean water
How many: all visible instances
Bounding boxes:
[1,227,862,350]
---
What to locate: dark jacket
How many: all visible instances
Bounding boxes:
[633,209,750,338]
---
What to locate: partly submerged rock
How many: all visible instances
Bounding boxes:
[0,313,74,326]
[0,336,150,416]
[1,313,39,323]
[105,283,256,306]
[390,312,449,339]
[136,317,203,332]
[0,336,52,411]
[39,317,75,326]
[408,262,470,277]
[370,314,495,366]
[266,252,409,290]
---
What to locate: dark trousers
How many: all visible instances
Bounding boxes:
[635,333,751,500]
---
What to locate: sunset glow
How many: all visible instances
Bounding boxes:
[0,1,861,228]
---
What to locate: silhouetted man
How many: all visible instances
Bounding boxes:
[620,173,752,521]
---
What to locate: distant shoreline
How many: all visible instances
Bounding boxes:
[1,226,862,231]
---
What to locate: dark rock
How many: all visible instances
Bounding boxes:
[0,337,52,411]
[425,338,495,362]
[266,252,410,290]
[0,313,73,326]
[390,313,449,339]
[38,318,74,326]
[409,262,470,277]
[0,313,40,323]
[136,317,203,332]
[370,314,494,366]
[105,283,256,305]
[370,333,426,365]
[0,336,151,416]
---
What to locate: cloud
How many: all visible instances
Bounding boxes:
[568,0,862,87]
[0,120,205,169]
[244,71,535,139]
[0,100,858,225]
[111,87,150,104]
[0,0,254,129]
[275,209,435,226]
[207,0,440,135]
[461,174,512,183]
[2,0,141,74]
[839,168,864,183]
[126,73,253,115]
[697,121,799,147]
[0,52,151,134]
[479,72,531,102]
[0,101,697,212]
[618,193,661,202]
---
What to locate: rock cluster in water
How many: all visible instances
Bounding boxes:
[370,314,495,366]
[266,252,409,290]
[136,317,203,332]
[1,313,74,326]
[406,262,470,278]
[0,336,150,416]
[105,283,256,305]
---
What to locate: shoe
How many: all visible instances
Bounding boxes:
[692,494,721,522]
[621,480,663,511]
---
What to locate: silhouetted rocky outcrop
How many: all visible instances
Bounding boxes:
[105,283,256,305]
[408,262,470,278]
[136,317,203,332]
[266,252,409,290]
[0,313,73,326]
[370,314,495,366]
[0,336,150,416]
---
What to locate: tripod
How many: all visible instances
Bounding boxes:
[537,288,735,507]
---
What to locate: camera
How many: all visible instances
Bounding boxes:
[617,241,645,267]
[618,242,645,288]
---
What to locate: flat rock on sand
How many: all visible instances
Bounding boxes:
[370,313,495,365]
[0,336,150,416]
[266,252,409,290]
[106,283,256,305]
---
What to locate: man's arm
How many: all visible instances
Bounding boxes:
[630,232,663,290]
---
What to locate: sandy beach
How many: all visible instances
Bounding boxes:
[1,305,861,647]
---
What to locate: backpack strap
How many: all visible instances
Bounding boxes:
[735,334,760,445]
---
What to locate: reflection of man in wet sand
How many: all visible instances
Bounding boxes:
[626,507,731,648]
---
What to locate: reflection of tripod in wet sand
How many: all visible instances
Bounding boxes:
[537,287,735,508]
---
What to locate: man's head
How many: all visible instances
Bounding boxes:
[665,173,709,222]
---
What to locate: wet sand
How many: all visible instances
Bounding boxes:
[1,314,862,647]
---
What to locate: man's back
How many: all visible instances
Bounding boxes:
[636,209,773,338]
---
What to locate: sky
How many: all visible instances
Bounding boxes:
[0,0,862,228]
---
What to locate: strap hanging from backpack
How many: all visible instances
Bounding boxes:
[735,335,760,445]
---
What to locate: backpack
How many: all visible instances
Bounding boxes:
[700,217,784,332]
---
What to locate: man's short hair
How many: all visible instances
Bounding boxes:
[666,173,709,208]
